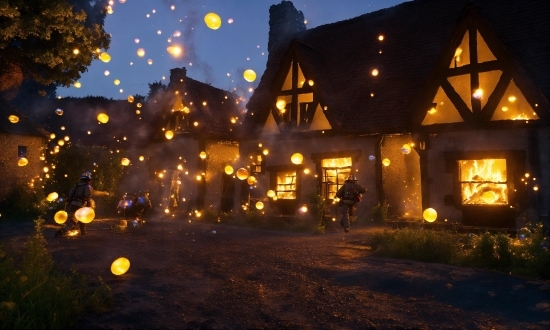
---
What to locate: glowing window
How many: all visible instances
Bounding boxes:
[276,171,297,199]
[321,157,352,200]
[459,159,508,205]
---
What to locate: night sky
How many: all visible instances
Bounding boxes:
[58,0,406,100]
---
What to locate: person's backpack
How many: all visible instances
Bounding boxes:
[341,185,360,203]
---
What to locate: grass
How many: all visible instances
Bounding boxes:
[369,222,550,279]
[0,219,112,329]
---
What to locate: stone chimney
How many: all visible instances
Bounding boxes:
[170,67,187,85]
[268,1,306,54]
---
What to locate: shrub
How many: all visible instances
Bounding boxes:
[1,183,49,221]
[0,219,112,328]
[371,201,391,223]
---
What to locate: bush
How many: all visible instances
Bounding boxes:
[1,183,49,221]
[0,219,112,328]
[371,201,391,223]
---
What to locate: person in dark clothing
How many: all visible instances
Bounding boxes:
[335,175,367,233]
[131,190,152,221]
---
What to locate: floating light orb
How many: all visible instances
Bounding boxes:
[17,158,28,166]
[382,158,391,166]
[50,133,56,139]
[111,257,130,275]
[136,48,145,57]
[255,201,264,210]
[167,45,182,57]
[276,99,286,110]
[300,204,308,213]
[224,165,234,175]
[114,79,120,85]
[104,70,110,76]
[423,208,437,222]
[139,155,144,161]
[243,69,256,82]
[266,190,276,198]
[74,81,82,88]
[134,38,139,44]
[58,139,65,146]
[473,88,483,99]
[508,96,516,103]
[137,103,142,108]
[228,18,234,24]
[371,69,379,76]
[401,144,411,155]
[165,130,174,140]
[204,12,222,30]
[147,59,153,65]
[236,168,249,180]
[127,95,134,103]
[247,176,256,185]
[199,151,207,159]
[73,48,80,55]
[378,35,384,41]
[8,115,19,123]
[97,113,109,123]
[121,158,130,166]
[55,108,63,115]
[196,175,202,181]
[291,153,303,165]
[99,52,111,63]
[47,192,59,202]
[501,106,509,112]
[481,191,497,204]
[75,207,95,223]
[54,210,68,224]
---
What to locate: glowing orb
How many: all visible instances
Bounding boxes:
[167,45,182,57]
[99,52,111,63]
[97,113,109,123]
[137,103,142,108]
[243,69,256,82]
[401,144,411,155]
[473,88,483,99]
[228,18,234,24]
[46,192,58,202]
[54,210,68,224]
[224,165,234,175]
[263,149,269,155]
[371,69,379,76]
[382,158,391,166]
[147,59,153,65]
[276,99,286,110]
[165,130,174,140]
[136,48,145,57]
[74,82,82,88]
[127,95,134,103]
[139,155,144,161]
[204,12,222,30]
[58,140,65,146]
[196,175,202,181]
[121,158,130,166]
[199,151,207,159]
[481,191,497,204]
[266,190,276,198]
[236,168,249,180]
[55,108,63,115]
[8,115,19,123]
[291,153,303,165]
[423,208,437,222]
[17,158,28,166]
[73,48,80,55]
[104,70,110,76]
[75,207,95,223]
[300,204,308,213]
[50,133,56,139]
[111,257,130,275]
[247,176,256,185]
[255,201,264,210]
[114,79,120,86]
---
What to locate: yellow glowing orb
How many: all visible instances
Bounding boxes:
[165,130,174,140]
[255,201,264,210]
[111,257,130,275]
[401,144,411,155]
[276,99,286,110]
[54,210,68,224]
[17,158,28,166]
[121,158,130,166]
[139,155,145,161]
[137,48,145,57]
[46,192,58,202]
[382,158,391,166]
[243,69,257,82]
[199,151,207,159]
[127,95,134,103]
[58,140,65,146]
[8,115,19,123]
[75,207,95,223]
[196,175,202,181]
[371,69,379,76]
[236,168,249,180]
[97,113,109,124]
[263,149,269,156]
[167,45,182,57]
[50,133,56,139]
[99,52,111,63]
[300,204,308,213]
[114,79,120,86]
[481,191,497,204]
[267,190,276,198]
[423,208,437,222]
[74,81,82,88]
[247,176,256,185]
[147,59,153,65]
[291,153,303,165]
[204,12,222,30]
[224,165,234,175]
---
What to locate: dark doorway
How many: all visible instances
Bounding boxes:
[221,173,235,212]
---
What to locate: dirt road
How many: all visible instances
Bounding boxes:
[1,218,549,329]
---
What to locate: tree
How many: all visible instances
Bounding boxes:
[0,0,111,95]
[147,81,168,100]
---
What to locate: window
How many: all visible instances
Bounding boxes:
[321,157,352,200]
[276,171,297,199]
[169,95,190,133]
[459,159,508,205]
[18,146,27,158]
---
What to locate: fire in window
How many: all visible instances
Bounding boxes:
[460,159,508,205]
[321,157,352,200]
[276,171,297,199]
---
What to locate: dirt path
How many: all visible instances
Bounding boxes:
[1,218,549,329]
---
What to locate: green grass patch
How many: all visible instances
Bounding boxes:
[0,219,112,329]
[369,222,550,279]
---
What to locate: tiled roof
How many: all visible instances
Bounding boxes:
[0,99,49,137]
[244,0,550,136]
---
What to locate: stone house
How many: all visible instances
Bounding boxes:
[239,0,550,228]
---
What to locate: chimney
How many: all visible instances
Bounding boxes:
[170,67,187,85]
[268,1,306,54]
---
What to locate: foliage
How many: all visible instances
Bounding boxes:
[0,0,111,89]
[371,201,391,223]
[201,209,219,223]
[370,222,550,279]
[0,219,112,328]
[307,191,325,224]
[1,182,48,221]
[147,81,168,100]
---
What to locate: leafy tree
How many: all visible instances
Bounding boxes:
[147,81,167,100]
[0,0,111,94]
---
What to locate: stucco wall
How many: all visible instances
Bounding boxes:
[0,133,46,201]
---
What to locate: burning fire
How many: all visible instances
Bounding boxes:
[460,159,507,205]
